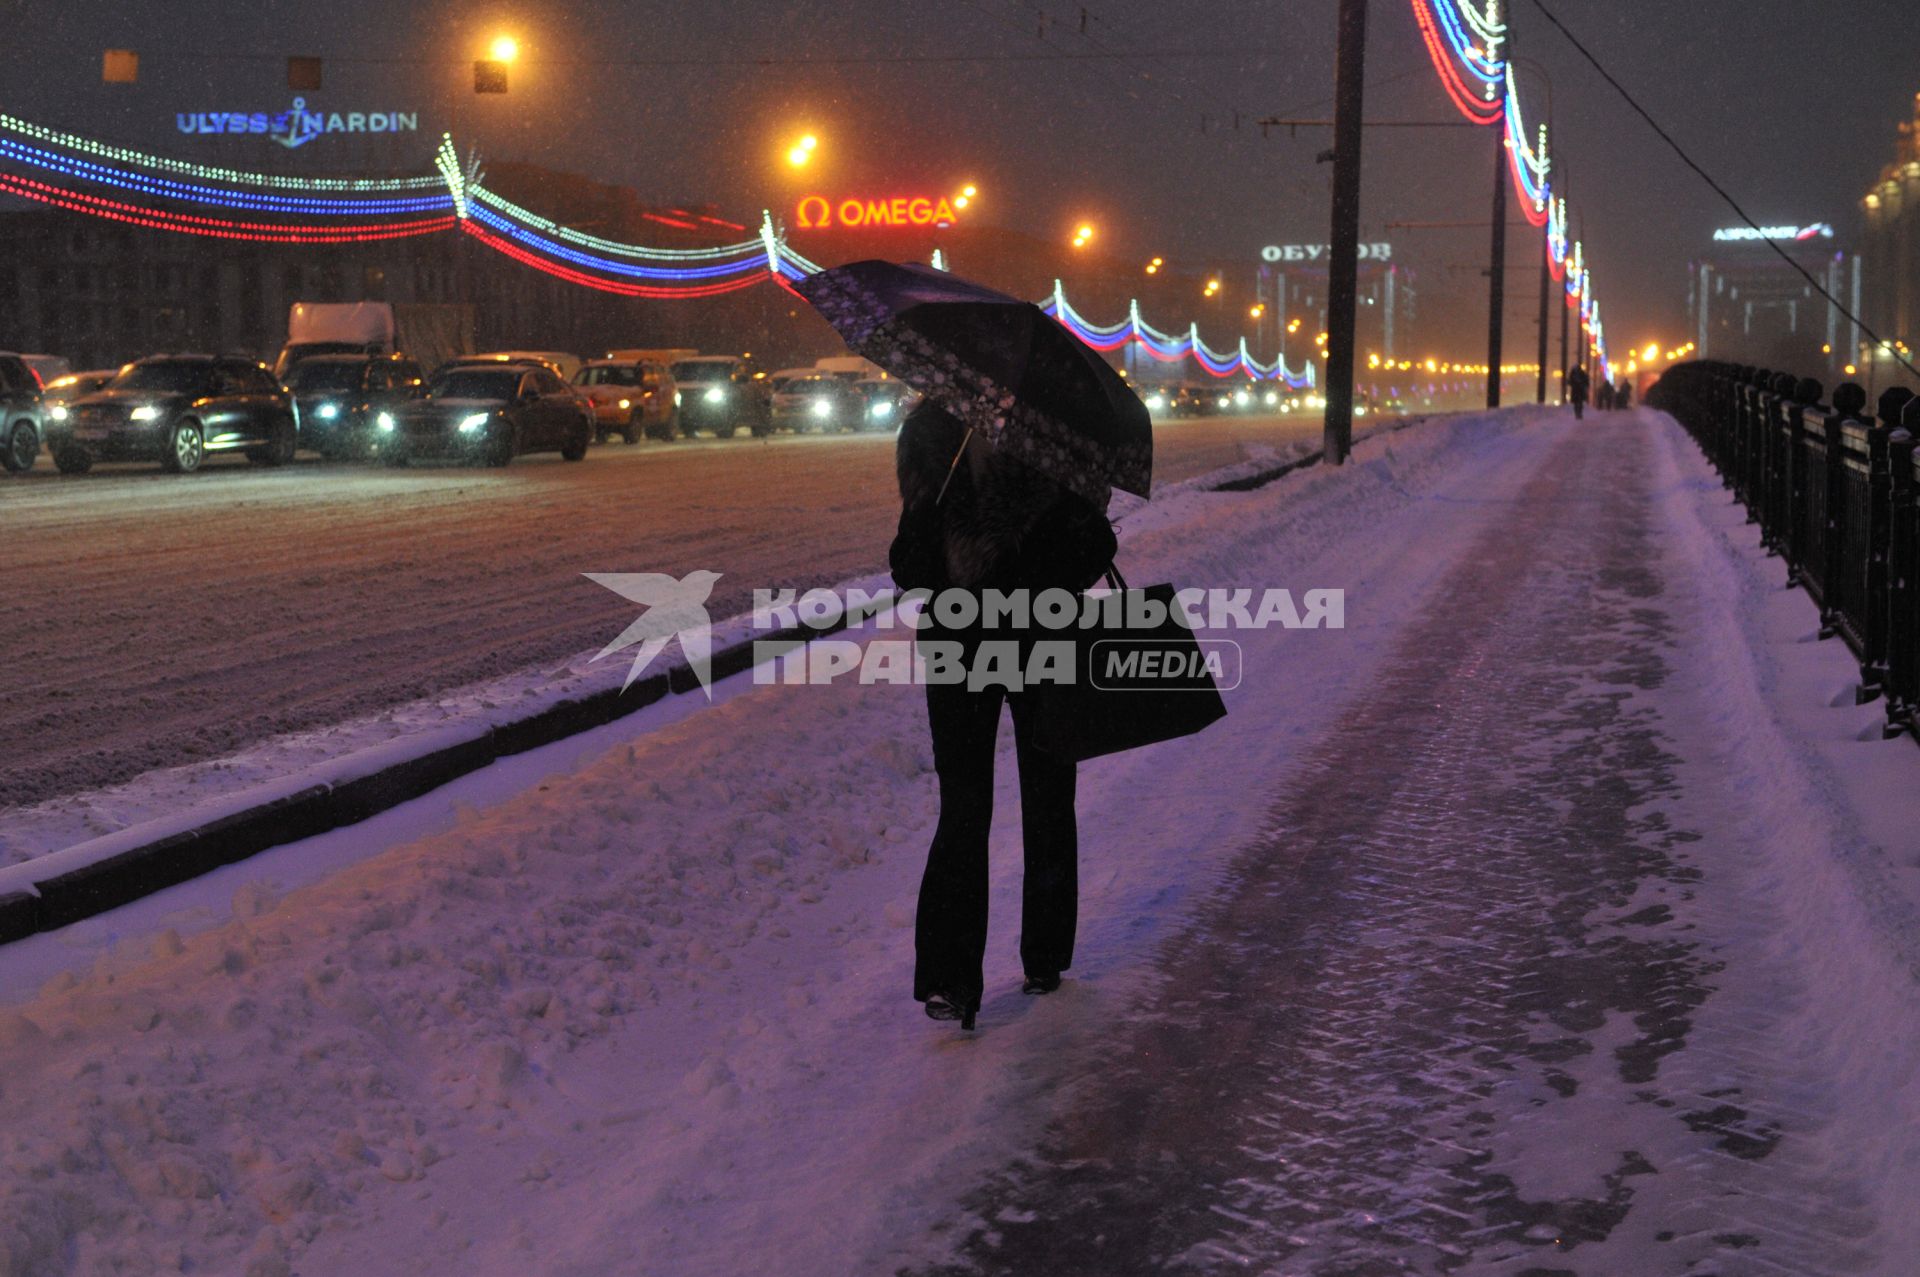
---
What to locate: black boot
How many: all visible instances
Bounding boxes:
[925,992,979,1031]
[1021,971,1062,996]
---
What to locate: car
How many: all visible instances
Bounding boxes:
[670,356,769,437]
[572,359,678,443]
[18,354,72,388]
[375,362,592,467]
[472,350,582,382]
[55,355,297,475]
[0,352,50,473]
[852,377,918,430]
[770,373,865,433]
[1140,385,1178,416]
[288,354,424,459]
[37,368,117,461]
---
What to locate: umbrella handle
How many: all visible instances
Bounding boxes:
[934,427,974,505]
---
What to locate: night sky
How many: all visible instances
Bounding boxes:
[5,0,1917,357]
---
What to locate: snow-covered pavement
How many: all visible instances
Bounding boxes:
[0,413,1322,820]
[3,407,1917,1276]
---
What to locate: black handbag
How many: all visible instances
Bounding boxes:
[1027,567,1228,763]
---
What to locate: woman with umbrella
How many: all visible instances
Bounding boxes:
[798,261,1150,1031]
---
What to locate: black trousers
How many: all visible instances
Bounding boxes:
[914,678,1079,1003]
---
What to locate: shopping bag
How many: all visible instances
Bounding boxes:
[1027,568,1227,763]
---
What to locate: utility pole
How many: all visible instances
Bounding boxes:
[1323,0,1368,465]
[1486,97,1508,409]
[1535,234,1550,402]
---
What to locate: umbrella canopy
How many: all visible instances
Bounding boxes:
[795,260,1151,504]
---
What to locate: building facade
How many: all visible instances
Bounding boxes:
[1862,91,1920,379]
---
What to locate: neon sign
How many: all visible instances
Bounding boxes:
[175,98,419,150]
[1262,242,1392,263]
[795,195,960,230]
[1711,223,1833,243]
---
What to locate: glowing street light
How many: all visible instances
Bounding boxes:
[1145,256,1163,275]
[1641,342,1660,363]
[786,133,819,169]
[1071,223,1096,249]
[1203,277,1221,297]
[953,182,978,211]
[1249,304,1265,319]
[488,35,520,63]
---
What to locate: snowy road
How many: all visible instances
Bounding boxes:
[3,408,1914,1277]
[1,413,1321,811]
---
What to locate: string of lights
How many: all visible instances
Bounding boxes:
[1404,0,1615,376]
[0,136,454,216]
[0,170,456,243]
[1043,283,1316,388]
[0,109,444,192]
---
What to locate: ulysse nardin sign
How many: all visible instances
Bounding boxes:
[175,97,420,150]
[1262,242,1393,262]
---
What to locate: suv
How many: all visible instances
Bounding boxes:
[288,354,424,459]
[573,359,678,443]
[56,355,297,475]
[0,352,48,474]
[376,362,592,467]
[670,356,769,437]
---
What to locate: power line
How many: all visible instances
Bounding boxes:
[1524,0,1917,385]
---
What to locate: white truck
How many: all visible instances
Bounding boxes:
[274,302,475,381]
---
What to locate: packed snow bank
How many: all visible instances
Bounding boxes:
[0,409,1565,1277]
[1645,415,1920,1261]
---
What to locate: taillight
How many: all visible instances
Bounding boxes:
[27,366,44,390]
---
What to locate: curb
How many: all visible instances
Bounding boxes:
[0,614,856,947]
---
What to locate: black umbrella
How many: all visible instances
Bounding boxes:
[794,260,1151,505]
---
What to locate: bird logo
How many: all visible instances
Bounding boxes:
[584,570,722,698]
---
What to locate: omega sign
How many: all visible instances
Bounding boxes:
[1261,243,1393,263]
[795,195,960,229]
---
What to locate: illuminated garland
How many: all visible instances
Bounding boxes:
[1403,0,1615,377]
[0,135,452,216]
[0,109,443,192]
[457,221,768,299]
[0,170,455,243]
[1043,283,1316,388]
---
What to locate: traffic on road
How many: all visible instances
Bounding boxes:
[1,301,1328,481]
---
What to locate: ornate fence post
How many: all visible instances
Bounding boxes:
[1886,405,1919,736]
[1859,389,1912,701]
[1784,378,1822,586]
[1823,383,1868,640]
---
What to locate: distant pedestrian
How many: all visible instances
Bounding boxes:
[1597,380,1615,411]
[1616,380,1634,410]
[1567,365,1590,420]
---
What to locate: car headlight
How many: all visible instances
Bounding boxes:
[376,412,396,433]
[810,399,832,418]
[315,402,340,421]
[673,391,682,407]
[130,405,162,422]
[1145,395,1165,411]
[703,387,726,404]
[1234,390,1251,405]
[48,403,68,422]
[618,398,631,410]
[458,413,490,435]
[1264,392,1279,406]
[870,400,893,419]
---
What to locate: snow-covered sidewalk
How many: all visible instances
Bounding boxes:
[2,408,1916,1277]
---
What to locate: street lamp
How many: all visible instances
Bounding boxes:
[488,35,520,63]
[786,133,819,168]
[1145,256,1163,275]
[1071,223,1095,249]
